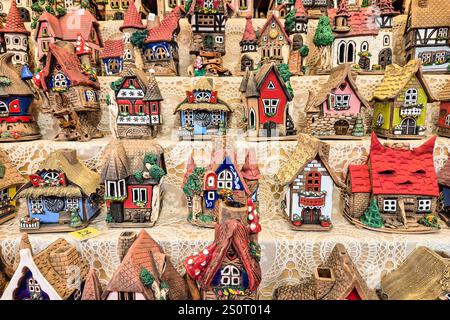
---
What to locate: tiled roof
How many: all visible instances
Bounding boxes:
[348,165,371,193]
[120,0,145,31]
[305,64,369,113]
[42,43,100,91]
[59,9,101,43]
[327,7,379,38]
[294,0,307,17]
[369,133,439,196]
[145,6,181,43]
[372,60,435,101]
[241,15,256,42]
[99,39,124,59]
[0,1,30,35]
[81,268,103,300]
[101,140,130,181]
[36,12,62,39]
[408,0,450,29]
[258,14,292,45]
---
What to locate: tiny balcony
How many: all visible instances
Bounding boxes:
[399,104,424,117]
[299,191,327,208]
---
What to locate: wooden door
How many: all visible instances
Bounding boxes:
[378,48,392,69]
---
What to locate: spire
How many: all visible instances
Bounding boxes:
[241,15,256,42]
[81,268,103,300]
[245,71,260,98]
[337,0,350,16]
[0,0,30,35]
[294,0,306,17]
[241,149,261,181]
[120,0,145,31]
[184,151,196,184]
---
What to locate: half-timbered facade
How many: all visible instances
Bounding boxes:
[257,14,291,65]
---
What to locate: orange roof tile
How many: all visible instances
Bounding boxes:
[120,0,145,31]
[0,1,30,35]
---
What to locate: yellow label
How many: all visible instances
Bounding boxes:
[68,227,102,242]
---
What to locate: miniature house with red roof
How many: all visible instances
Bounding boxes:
[343,133,440,232]
[184,219,262,300]
[257,14,291,65]
[35,8,103,70]
[35,41,102,141]
[183,147,260,228]
[99,39,124,75]
[113,68,163,139]
[0,1,31,66]
[305,64,369,138]
[239,15,259,73]
[328,0,397,71]
[240,63,296,138]
[142,6,182,76]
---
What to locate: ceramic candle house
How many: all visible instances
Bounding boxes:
[33,41,103,141]
[327,0,397,72]
[343,133,440,233]
[102,230,189,300]
[99,39,124,75]
[438,81,450,138]
[142,6,182,76]
[184,219,262,300]
[305,64,369,138]
[274,243,378,300]
[34,8,103,69]
[0,53,41,141]
[257,14,291,65]
[404,0,450,73]
[371,60,435,139]
[276,134,342,231]
[380,247,450,300]
[15,149,102,233]
[240,63,296,139]
[112,68,163,139]
[183,147,260,228]
[1,237,88,300]
[101,140,166,227]
[0,149,26,225]
[437,158,450,226]
[174,78,232,138]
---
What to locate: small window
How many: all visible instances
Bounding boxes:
[0,188,8,201]
[383,35,390,46]
[271,22,276,28]
[267,81,275,89]
[334,94,351,110]
[42,27,48,37]
[85,90,96,102]
[305,172,321,192]
[278,35,284,41]
[207,176,215,187]
[438,28,448,39]
[404,88,418,105]
[123,49,132,60]
[118,179,126,197]
[262,99,279,115]
[132,188,147,203]
[242,45,247,51]
[203,0,214,8]
[376,113,384,127]
[262,36,268,42]
[207,191,215,200]
[418,199,432,212]
[383,199,397,212]
[215,36,224,44]
[42,41,49,52]
[360,41,369,52]
[66,197,79,210]
[445,114,450,126]
[13,37,20,45]
[220,265,241,286]
[107,181,117,197]
[217,170,233,190]
[0,101,8,115]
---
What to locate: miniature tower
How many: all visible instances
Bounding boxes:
[240,15,259,72]
[242,69,260,134]
[241,149,261,206]
[120,0,146,72]
[333,0,350,33]
[117,231,137,262]
[288,0,308,75]
[0,1,31,66]
[377,0,396,28]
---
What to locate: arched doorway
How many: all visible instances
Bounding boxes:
[334,119,349,135]
[249,108,256,129]
[301,208,321,224]
[263,121,276,137]
[400,118,417,135]
[378,48,392,69]
[241,55,254,71]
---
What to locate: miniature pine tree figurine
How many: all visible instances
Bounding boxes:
[140,268,155,287]
[313,16,334,72]
[359,198,384,228]
[352,114,365,137]
[69,207,83,228]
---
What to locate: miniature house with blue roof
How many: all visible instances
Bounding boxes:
[16,149,101,233]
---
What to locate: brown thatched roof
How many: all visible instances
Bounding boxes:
[33,238,89,300]
[380,247,450,300]
[274,244,378,300]
[275,133,343,187]
[0,148,26,190]
[0,53,34,97]
[101,140,130,182]
[305,64,369,113]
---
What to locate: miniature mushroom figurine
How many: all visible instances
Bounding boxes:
[247,198,261,234]
[183,243,216,281]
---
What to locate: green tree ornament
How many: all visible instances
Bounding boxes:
[140,268,155,288]
[359,198,384,228]
[149,165,166,181]
[277,63,292,82]
[144,153,158,166]
[299,45,309,57]
[313,16,334,47]
[69,207,83,228]
[352,114,365,137]
[130,30,149,49]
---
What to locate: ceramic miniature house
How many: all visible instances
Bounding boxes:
[184,219,262,300]
[276,134,341,230]
[0,149,26,225]
[258,14,291,65]
[230,0,253,17]
[0,1,31,66]
[380,247,450,300]
[305,64,369,138]
[142,6,182,76]
[239,15,259,73]
[274,243,378,300]
[101,140,166,227]
[35,9,103,70]
[174,78,231,138]
[16,149,102,233]
[103,230,189,300]
[1,238,88,300]
[405,0,450,73]
[328,0,397,71]
[437,158,450,226]
[34,41,103,141]
[343,133,440,233]
[371,60,435,139]
[438,81,450,138]
[99,39,124,75]
[0,52,41,141]
[183,147,260,227]
[113,68,163,139]
[287,0,308,76]
[240,63,296,138]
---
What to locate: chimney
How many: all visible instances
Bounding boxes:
[146,12,160,30]
[118,231,137,262]
[49,244,78,279]
[313,267,336,299]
